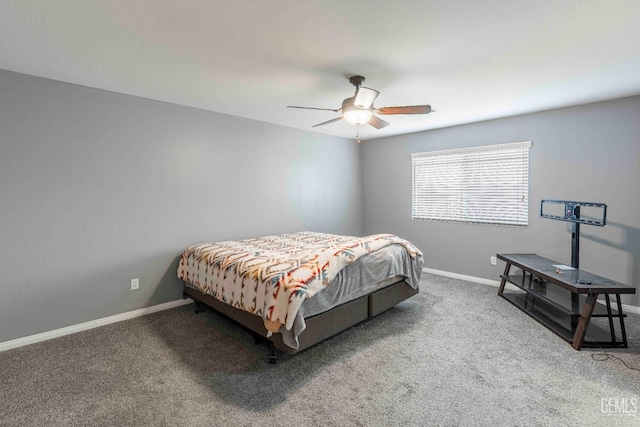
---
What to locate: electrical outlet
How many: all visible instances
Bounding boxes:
[131,278,139,290]
[490,256,497,265]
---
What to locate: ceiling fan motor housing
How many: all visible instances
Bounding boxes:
[349,75,366,87]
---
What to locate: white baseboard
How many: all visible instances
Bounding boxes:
[423,267,640,316]
[0,298,193,353]
[423,267,502,287]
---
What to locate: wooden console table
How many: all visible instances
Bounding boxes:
[497,253,636,350]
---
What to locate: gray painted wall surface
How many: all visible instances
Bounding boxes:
[0,70,363,343]
[362,96,640,307]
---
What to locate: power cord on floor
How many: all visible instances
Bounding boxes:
[589,349,640,372]
[586,333,640,372]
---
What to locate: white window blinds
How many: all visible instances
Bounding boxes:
[411,141,531,226]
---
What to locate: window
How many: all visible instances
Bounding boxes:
[411,141,531,226]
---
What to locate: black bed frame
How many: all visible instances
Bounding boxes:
[183,279,418,363]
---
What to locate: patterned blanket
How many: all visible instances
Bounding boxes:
[177,232,422,333]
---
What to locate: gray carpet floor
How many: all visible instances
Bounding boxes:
[1,273,639,426]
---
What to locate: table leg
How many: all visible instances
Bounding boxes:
[615,294,628,348]
[570,293,580,333]
[572,293,598,350]
[604,294,616,346]
[498,262,511,296]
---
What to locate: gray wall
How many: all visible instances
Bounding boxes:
[0,70,363,343]
[362,96,640,307]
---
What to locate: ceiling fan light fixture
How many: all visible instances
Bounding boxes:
[342,96,372,125]
[343,108,372,125]
[354,87,379,109]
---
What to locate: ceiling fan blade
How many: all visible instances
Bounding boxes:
[312,117,343,128]
[376,105,432,115]
[368,115,390,129]
[287,106,341,112]
[354,87,380,109]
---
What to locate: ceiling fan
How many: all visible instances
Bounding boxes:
[288,75,432,130]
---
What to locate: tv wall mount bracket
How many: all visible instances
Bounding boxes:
[540,199,607,269]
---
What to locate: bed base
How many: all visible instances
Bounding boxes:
[182,280,418,363]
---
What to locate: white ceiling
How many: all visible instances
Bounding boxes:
[1,0,639,141]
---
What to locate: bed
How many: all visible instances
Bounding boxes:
[177,232,423,361]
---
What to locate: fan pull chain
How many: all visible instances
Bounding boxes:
[356,125,361,144]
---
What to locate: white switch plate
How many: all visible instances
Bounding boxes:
[131,278,139,290]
